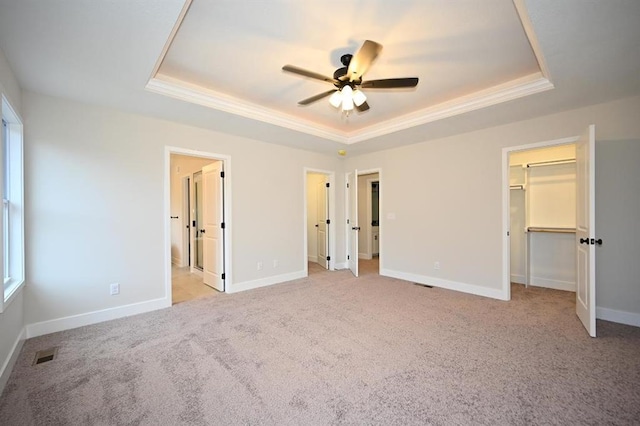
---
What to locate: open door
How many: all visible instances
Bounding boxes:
[202,162,224,291]
[576,125,596,337]
[317,179,329,269]
[347,171,359,277]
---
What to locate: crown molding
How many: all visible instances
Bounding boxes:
[147,73,553,145]
[146,76,348,143]
[345,73,554,144]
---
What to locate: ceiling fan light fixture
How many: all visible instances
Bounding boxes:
[341,85,354,111]
[352,89,367,107]
[329,90,342,108]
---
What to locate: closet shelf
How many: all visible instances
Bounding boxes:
[527,227,576,234]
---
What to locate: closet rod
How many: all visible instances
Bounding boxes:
[526,158,575,168]
[510,185,524,190]
[527,227,576,234]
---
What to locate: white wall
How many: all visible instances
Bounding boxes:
[0,46,25,393]
[169,155,218,267]
[306,173,326,263]
[22,91,344,332]
[346,95,640,317]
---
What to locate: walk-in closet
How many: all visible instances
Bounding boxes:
[509,144,577,291]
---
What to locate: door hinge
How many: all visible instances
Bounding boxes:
[347,183,350,188]
[326,182,330,188]
[220,171,225,178]
[507,231,510,236]
[347,255,350,260]
[327,256,331,261]
[347,219,350,224]
[326,219,330,225]
[221,222,225,229]
[222,273,225,280]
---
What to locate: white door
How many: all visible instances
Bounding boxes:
[317,180,329,269]
[202,162,224,291]
[576,125,596,337]
[347,171,359,277]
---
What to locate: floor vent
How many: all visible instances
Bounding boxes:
[33,347,58,365]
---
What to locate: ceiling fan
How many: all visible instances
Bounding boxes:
[282,40,419,113]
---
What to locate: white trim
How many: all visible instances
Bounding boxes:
[501,136,579,300]
[25,297,170,339]
[307,255,318,263]
[510,274,526,285]
[147,74,553,146]
[528,277,575,292]
[596,307,640,328]
[381,268,506,301]
[512,0,553,81]
[147,78,347,143]
[346,74,553,144]
[226,270,306,294]
[147,0,193,82]
[0,326,25,395]
[358,253,372,260]
[165,147,232,298]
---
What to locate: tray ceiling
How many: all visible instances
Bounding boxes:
[148,0,552,144]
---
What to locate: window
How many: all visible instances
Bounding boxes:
[1,95,24,312]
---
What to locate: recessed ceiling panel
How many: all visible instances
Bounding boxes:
[151,0,548,142]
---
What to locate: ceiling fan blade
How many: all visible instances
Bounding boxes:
[356,101,370,112]
[298,89,337,105]
[282,65,338,84]
[361,77,419,89]
[347,40,383,82]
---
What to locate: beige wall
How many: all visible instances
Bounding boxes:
[23,91,344,328]
[0,46,24,392]
[346,95,640,315]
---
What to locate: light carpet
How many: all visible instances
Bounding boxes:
[1,262,639,425]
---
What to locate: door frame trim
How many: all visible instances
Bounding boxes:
[165,147,232,299]
[355,168,382,274]
[303,168,336,275]
[501,136,577,301]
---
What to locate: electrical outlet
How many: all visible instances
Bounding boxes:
[257,262,263,271]
[434,261,440,270]
[110,283,120,295]
[273,259,279,268]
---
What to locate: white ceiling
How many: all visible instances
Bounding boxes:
[0,0,639,155]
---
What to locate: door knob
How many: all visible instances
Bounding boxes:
[200,229,206,234]
[591,238,603,246]
[579,238,590,245]
[352,226,361,231]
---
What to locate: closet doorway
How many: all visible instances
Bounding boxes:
[502,126,597,336]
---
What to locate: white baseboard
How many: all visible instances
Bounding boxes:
[26,297,171,339]
[308,255,318,263]
[227,270,306,294]
[596,307,640,328]
[510,274,526,284]
[381,268,507,301]
[171,256,182,267]
[0,326,26,396]
[334,262,348,270]
[358,253,372,260]
[529,277,575,292]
